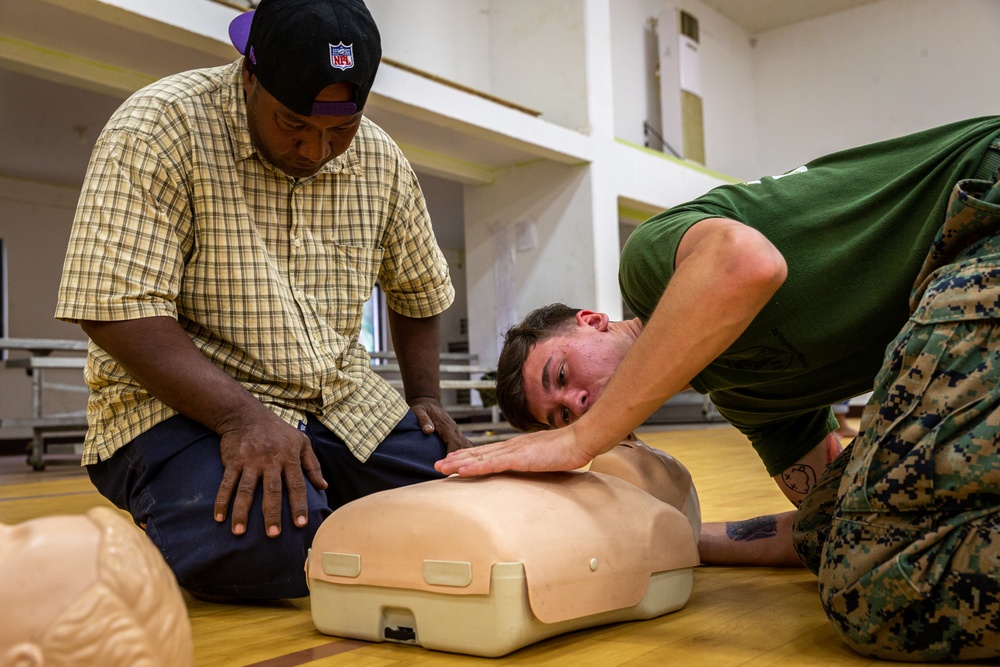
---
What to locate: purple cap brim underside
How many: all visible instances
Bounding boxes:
[229,10,254,55]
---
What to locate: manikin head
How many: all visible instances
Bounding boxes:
[0,507,193,667]
[496,304,638,432]
[590,439,701,539]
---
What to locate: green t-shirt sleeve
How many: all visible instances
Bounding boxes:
[619,207,729,321]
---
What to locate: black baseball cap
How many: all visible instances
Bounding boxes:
[229,0,381,116]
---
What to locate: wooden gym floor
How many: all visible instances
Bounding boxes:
[0,421,962,666]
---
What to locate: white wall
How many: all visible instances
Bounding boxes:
[464,161,595,364]
[610,0,760,180]
[612,142,734,212]
[95,0,235,43]
[687,1,759,180]
[610,0,656,146]
[0,176,88,423]
[367,0,492,91]
[371,0,591,133]
[752,0,1000,177]
[489,0,590,132]
[610,0,1000,183]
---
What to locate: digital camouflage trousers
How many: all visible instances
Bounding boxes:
[793,166,1000,661]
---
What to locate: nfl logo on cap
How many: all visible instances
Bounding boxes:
[330,42,355,70]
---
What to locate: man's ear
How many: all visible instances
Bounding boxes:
[241,59,256,92]
[576,310,609,331]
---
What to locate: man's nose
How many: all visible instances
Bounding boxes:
[298,133,333,162]
[568,388,590,417]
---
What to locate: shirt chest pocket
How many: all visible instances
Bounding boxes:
[309,243,384,335]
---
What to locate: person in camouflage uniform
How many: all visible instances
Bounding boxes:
[793,169,1000,661]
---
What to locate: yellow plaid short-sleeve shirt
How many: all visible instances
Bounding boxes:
[56,60,455,465]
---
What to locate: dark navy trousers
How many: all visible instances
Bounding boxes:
[88,411,446,599]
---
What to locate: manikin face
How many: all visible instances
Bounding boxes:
[521,311,635,429]
[0,516,99,663]
[0,509,194,667]
[243,65,363,179]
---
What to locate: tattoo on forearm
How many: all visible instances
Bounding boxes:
[726,515,779,542]
[781,464,817,495]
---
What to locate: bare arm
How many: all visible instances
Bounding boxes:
[80,317,327,536]
[698,433,844,567]
[387,309,471,452]
[699,512,802,567]
[436,217,788,475]
[774,431,843,506]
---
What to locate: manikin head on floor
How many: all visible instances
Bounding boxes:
[0,506,193,667]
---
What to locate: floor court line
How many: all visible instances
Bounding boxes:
[243,638,370,666]
[0,489,98,503]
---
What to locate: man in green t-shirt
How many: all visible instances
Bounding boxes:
[437,117,1000,661]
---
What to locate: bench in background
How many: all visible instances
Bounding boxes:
[0,341,519,471]
[0,338,89,470]
[369,351,517,445]
[0,338,516,470]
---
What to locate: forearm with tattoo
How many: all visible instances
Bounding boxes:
[726,515,779,542]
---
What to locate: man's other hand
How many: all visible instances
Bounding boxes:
[409,396,473,453]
